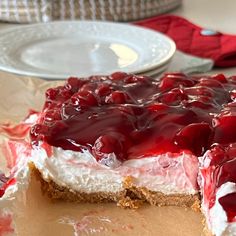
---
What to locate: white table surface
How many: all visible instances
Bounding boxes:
[0,0,236,76]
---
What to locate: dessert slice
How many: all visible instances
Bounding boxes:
[30,72,208,207]
[29,71,236,210]
[3,72,236,235]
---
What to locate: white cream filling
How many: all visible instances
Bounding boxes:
[32,146,198,195]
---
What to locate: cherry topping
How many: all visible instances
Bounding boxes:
[158,88,188,105]
[71,91,98,107]
[30,124,49,141]
[46,88,58,100]
[105,91,131,104]
[211,74,227,83]
[175,123,212,156]
[199,78,225,88]
[159,73,196,92]
[213,115,236,144]
[31,73,236,166]
[184,86,214,98]
[92,134,127,165]
[110,72,128,81]
[219,193,236,222]
[95,83,112,97]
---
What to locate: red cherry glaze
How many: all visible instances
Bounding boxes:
[0,177,16,198]
[0,173,9,197]
[211,73,228,83]
[213,116,236,144]
[105,91,132,104]
[30,72,236,162]
[175,123,212,155]
[158,88,188,105]
[159,73,196,92]
[92,134,127,162]
[219,192,236,222]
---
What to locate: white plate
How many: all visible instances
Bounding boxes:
[141,63,170,77]
[0,21,175,80]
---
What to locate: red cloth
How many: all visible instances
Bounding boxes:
[134,15,236,67]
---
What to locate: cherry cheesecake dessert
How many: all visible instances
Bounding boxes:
[25,72,236,235]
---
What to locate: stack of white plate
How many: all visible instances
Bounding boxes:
[0,21,176,80]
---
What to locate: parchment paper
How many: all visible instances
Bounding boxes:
[0,71,203,236]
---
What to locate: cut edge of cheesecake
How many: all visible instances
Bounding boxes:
[29,162,200,210]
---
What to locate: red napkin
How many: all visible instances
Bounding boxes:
[134,15,236,67]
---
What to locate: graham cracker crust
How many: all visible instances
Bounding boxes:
[31,164,125,203]
[122,176,200,209]
[30,163,200,209]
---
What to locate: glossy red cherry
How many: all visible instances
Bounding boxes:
[71,90,98,107]
[95,83,112,97]
[31,72,236,165]
[30,124,47,140]
[175,123,212,155]
[159,73,196,91]
[92,134,125,163]
[158,88,188,105]
[105,91,131,104]
[199,78,225,88]
[213,115,236,144]
[207,144,226,166]
[124,74,149,84]
[211,74,227,83]
[65,77,86,93]
[46,88,58,100]
[44,109,61,122]
[110,72,128,81]
[79,82,97,93]
[219,193,236,222]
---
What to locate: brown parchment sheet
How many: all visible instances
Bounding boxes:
[0,71,203,236]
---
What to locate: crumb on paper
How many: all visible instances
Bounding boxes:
[117,196,144,209]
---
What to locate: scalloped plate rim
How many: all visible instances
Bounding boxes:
[0,21,176,80]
